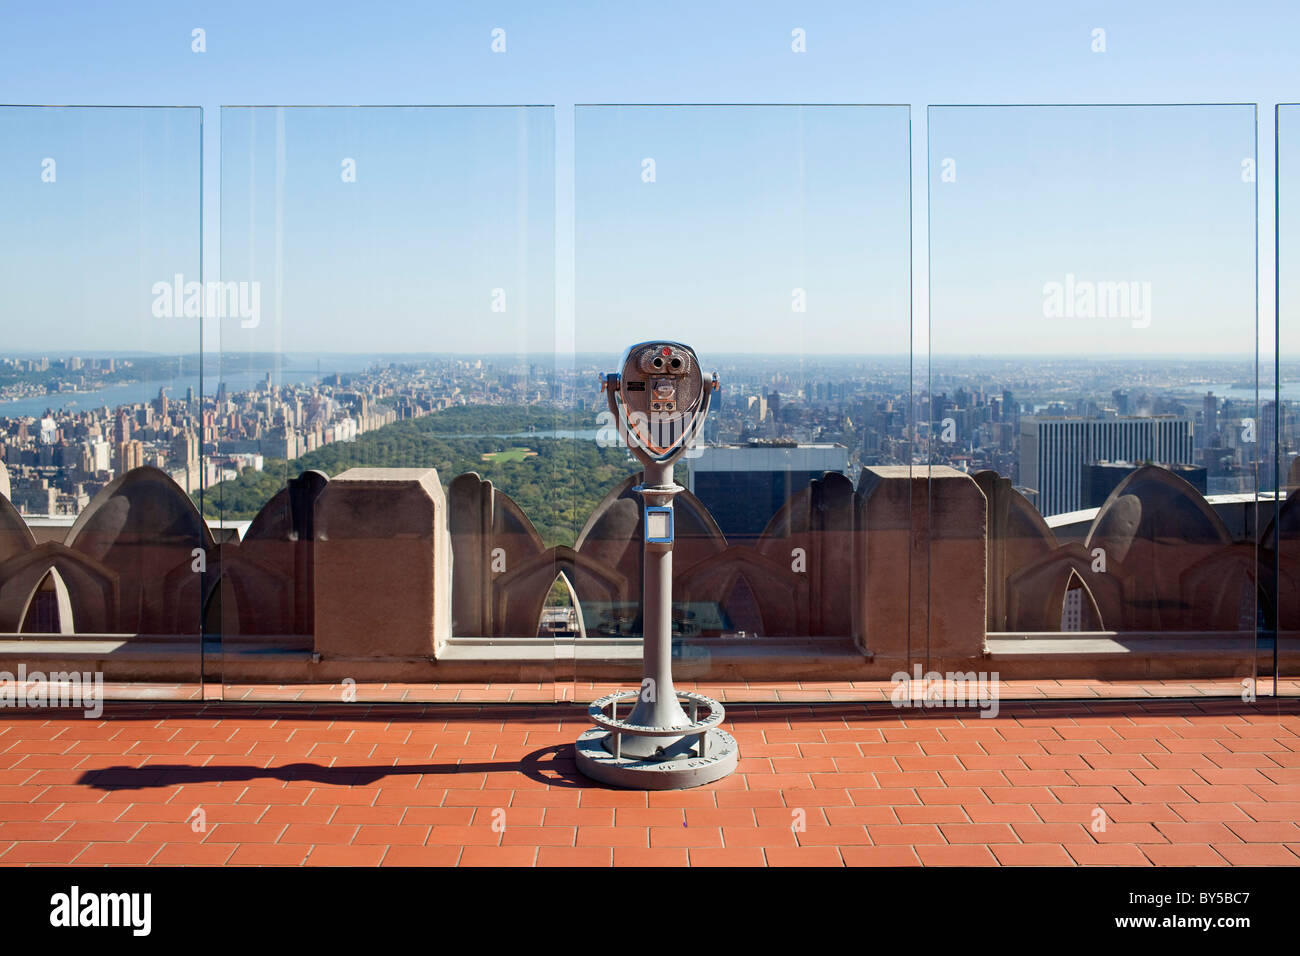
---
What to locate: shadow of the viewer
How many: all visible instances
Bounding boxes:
[76,743,594,791]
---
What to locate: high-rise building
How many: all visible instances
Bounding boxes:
[116,439,144,476]
[11,478,56,516]
[1019,415,1195,516]
[1203,392,1218,439]
[1262,400,1278,457]
[170,431,200,491]
[686,442,848,539]
[91,439,111,474]
[261,426,300,460]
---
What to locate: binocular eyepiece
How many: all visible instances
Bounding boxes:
[637,343,693,378]
[602,341,717,466]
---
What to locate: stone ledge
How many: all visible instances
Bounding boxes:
[983,632,1295,680]
[0,633,1294,684]
[988,631,1274,659]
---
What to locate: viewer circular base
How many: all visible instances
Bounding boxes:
[574,690,739,790]
[574,726,739,790]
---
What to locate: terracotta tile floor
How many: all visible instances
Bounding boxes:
[1,697,1297,866]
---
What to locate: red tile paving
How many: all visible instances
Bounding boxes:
[0,698,1297,866]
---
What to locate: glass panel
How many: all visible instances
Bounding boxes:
[1275,104,1299,696]
[574,104,912,704]
[217,106,557,703]
[0,106,204,699]
[928,105,1258,698]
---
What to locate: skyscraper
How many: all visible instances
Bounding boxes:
[686,442,848,539]
[1019,415,1195,516]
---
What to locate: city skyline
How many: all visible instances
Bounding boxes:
[1,346,1279,527]
[0,7,1291,618]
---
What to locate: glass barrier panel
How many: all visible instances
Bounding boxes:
[218,105,557,703]
[1275,104,1298,696]
[574,104,912,705]
[0,106,204,701]
[928,104,1258,699]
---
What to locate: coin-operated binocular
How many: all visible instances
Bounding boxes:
[574,342,739,790]
[604,341,716,468]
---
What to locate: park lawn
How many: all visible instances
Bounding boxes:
[480,446,538,464]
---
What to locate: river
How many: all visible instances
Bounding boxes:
[0,368,324,419]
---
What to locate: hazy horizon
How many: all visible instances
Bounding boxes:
[0,348,1273,361]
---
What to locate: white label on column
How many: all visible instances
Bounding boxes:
[647,511,671,539]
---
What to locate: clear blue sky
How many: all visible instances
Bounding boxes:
[0,1,1297,359]
[930,105,1256,355]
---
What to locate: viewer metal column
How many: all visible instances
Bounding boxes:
[574,341,739,789]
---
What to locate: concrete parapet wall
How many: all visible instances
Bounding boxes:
[0,463,1292,683]
[313,468,452,659]
[856,465,988,663]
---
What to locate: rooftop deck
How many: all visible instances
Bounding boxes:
[2,695,1296,867]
